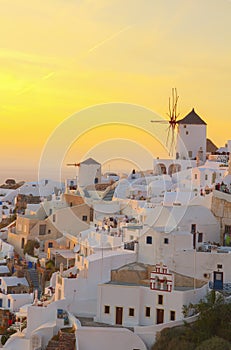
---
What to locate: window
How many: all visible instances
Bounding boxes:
[21,238,25,249]
[194,174,198,180]
[130,235,134,241]
[225,225,231,234]
[186,131,189,135]
[164,238,169,244]
[191,224,196,233]
[184,125,186,128]
[49,209,52,216]
[198,232,203,243]
[39,224,46,235]
[52,214,56,223]
[146,236,152,244]
[8,299,10,308]
[188,151,192,158]
[48,229,51,234]
[70,202,73,207]
[104,305,110,314]
[205,174,208,181]
[0,279,1,285]
[129,308,135,317]
[48,242,53,248]
[217,264,222,269]
[82,215,88,222]
[145,307,151,317]
[94,177,99,184]
[170,310,175,321]
[158,295,163,305]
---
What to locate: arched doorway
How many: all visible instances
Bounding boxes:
[168,163,181,176]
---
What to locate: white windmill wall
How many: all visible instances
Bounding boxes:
[176,124,206,161]
[78,162,101,188]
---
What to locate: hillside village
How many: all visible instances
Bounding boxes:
[0,109,231,349]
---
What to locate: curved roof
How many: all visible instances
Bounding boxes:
[178,108,206,125]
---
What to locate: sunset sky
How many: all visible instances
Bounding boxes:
[0,0,231,182]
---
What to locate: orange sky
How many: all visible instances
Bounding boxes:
[0,0,231,182]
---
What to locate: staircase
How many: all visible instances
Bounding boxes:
[102,182,118,201]
[27,268,42,297]
[46,329,76,350]
[103,189,115,201]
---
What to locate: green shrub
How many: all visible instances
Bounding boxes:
[1,334,9,345]
[23,240,40,256]
[195,336,231,350]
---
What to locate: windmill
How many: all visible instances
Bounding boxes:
[151,88,180,156]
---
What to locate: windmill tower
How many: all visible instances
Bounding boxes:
[151,89,207,163]
[175,108,207,162]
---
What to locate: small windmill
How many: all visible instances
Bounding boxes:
[151,88,180,156]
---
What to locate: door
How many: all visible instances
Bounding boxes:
[115,307,123,325]
[213,271,223,290]
[156,308,164,324]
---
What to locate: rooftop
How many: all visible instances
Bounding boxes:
[178,108,206,125]
[80,158,100,165]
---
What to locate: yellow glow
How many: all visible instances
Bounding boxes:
[0,0,230,181]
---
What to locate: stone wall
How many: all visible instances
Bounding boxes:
[64,194,84,206]
[211,190,231,243]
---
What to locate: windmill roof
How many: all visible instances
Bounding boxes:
[178,108,206,125]
[206,138,218,153]
[80,158,101,165]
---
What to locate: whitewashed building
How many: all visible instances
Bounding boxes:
[96,263,208,327]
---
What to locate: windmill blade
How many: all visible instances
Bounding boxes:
[166,125,171,150]
[150,88,180,156]
[169,125,176,156]
[150,120,168,123]
[66,163,80,167]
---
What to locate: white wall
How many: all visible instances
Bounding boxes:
[78,163,101,188]
[25,299,67,337]
[96,283,208,327]
[176,124,206,161]
[55,251,136,316]
[8,294,33,312]
[168,250,231,282]
[77,327,147,350]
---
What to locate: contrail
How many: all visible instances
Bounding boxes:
[88,25,132,54]
[42,71,56,80]
[17,26,132,96]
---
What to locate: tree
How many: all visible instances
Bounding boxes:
[195,336,231,350]
[152,291,231,350]
[23,240,40,257]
